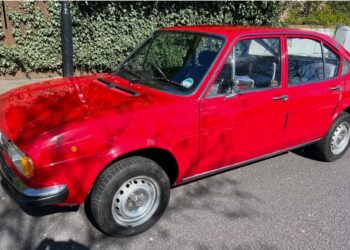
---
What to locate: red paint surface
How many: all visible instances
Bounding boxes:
[1,26,350,205]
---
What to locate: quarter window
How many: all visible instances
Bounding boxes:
[342,58,349,76]
[288,38,340,85]
[208,38,281,97]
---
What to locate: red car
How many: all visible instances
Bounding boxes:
[1,26,350,237]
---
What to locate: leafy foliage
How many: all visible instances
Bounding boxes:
[285,2,350,27]
[0,1,281,75]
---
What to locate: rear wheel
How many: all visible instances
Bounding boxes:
[314,112,350,162]
[89,156,170,237]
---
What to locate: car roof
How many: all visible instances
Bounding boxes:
[161,25,340,48]
[162,25,297,34]
[162,25,320,36]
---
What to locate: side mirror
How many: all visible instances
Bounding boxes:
[232,76,254,92]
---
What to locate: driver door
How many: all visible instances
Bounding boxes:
[192,35,288,177]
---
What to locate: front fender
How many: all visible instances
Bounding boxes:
[27,136,175,205]
[103,137,174,165]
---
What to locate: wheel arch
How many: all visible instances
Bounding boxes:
[115,147,179,186]
[332,102,350,124]
[344,106,350,114]
[328,104,350,138]
[89,146,179,193]
[80,137,181,205]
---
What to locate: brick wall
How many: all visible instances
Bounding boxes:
[0,1,48,46]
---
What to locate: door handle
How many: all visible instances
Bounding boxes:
[272,95,288,101]
[329,86,342,91]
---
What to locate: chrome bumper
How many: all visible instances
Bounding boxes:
[0,151,68,207]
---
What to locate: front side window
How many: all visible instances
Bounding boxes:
[288,38,340,85]
[208,38,281,97]
[115,32,224,95]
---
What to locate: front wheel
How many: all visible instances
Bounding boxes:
[314,112,350,162]
[89,156,170,237]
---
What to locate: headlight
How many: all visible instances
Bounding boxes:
[5,143,34,178]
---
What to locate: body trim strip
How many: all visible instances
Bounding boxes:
[181,139,321,184]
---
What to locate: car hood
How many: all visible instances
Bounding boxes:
[0,73,175,149]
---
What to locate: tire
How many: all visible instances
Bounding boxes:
[89,156,170,237]
[314,112,350,162]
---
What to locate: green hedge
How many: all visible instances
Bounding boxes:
[285,2,350,27]
[0,1,281,75]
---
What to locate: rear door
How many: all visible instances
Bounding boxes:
[284,36,342,147]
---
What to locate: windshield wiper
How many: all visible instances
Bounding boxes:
[119,66,143,82]
[96,78,139,96]
[150,62,185,88]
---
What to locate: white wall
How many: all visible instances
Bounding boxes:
[288,25,335,38]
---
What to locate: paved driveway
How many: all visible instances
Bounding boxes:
[0,78,48,94]
[0,79,349,249]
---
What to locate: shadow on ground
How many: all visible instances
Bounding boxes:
[0,168,268,249]
[20,205,79,217]
[291,145,323,162]
[36,238,89,250]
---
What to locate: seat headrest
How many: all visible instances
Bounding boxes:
[198,50,217,67]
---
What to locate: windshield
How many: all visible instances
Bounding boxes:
[114,31,225,95]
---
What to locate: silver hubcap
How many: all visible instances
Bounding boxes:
[112,176,160,227]
[331,122,350,155]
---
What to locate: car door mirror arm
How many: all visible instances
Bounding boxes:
[225,78,243,99]
[225,92,237,99]
[225,88,242,99]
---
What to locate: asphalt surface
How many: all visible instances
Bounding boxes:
[0,78,48,94]
[0,80,349,250]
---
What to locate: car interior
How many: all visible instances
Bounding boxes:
[287,38,339,84]
[288,57,339,84]
[208,37,341,97]
[170,50,218,84]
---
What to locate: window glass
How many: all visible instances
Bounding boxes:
[288,38,324,85]
[116,32,224,95]
[288,38,322,57]
[341,58,349,76]
[147,35,190,70]
[288,38,340,84]
[323,44,339,79]
[208,38,281,97]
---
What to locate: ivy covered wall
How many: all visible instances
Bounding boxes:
[0,1,281,76]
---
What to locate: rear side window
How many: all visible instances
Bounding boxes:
[288,38,323,85]
[288,38,322,57]
[342,59,350,76]
[287,38,340,85]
